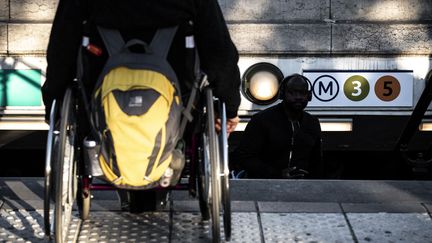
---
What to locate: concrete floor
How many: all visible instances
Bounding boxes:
[1,178,432,242]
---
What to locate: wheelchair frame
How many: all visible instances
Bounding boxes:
[43,82,231,242]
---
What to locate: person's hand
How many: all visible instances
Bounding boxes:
[226,116,240,134]
[281,167,309,179]
[215,116,240,135]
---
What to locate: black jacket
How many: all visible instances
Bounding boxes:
[234,102,323,179]
[42,0,240,118]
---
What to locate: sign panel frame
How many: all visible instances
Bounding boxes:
[303,70,413,108]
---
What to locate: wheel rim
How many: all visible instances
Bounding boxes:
[44,100,58,237]
[205,88,221,243]
[219,102,231,241]
[222,172,231,240]
[54,88,77,242]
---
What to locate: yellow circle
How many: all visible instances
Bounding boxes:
[344,75,370,101]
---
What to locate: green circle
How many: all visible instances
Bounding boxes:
[344,75,370,101]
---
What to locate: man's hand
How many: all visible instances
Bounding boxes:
[215,116,240,135]
[281,167,309,179]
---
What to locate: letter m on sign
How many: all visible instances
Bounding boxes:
[319,81,333,96]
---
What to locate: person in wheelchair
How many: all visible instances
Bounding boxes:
[42,0,241,212]
[42,0,240,131]
[233,74,324,179]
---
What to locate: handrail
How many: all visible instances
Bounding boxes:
[396,69,432,168]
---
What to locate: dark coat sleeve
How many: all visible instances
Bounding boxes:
[42,0,241,119]
[42,0,84,118]
[195,0,241,118]
[235,115,279,178]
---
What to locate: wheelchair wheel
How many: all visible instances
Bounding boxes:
[43,100,58,237]
[77,176,91,220]
[197,137,210,221]
[53,88,78,243]
[204,88,222,242]
[218,102,232,241]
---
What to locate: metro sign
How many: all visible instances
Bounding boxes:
[304,70,413,107]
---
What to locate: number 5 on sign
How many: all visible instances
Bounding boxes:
[375,75,401,102]
[344,75,370,101]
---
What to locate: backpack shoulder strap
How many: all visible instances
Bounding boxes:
[150,26,179,59]
[97,26,125,56]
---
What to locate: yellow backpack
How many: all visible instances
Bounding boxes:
[91,26,183,188]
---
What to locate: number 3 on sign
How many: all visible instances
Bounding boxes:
[351,81,362,96]
[344,75,370,101]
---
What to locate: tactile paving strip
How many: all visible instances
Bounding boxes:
[0,209,46,242]
[171,212,260,243]
[0,209,82,243]
[76,211,170,242]
[261,213,354,242]
[3,210,432,242]
[347,213,432,243]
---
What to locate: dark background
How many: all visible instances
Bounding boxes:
[1,130,431,180]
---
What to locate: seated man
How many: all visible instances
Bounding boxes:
[234,74,323,179]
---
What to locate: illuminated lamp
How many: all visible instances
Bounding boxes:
[241,63,284,105]
[420,122,432,131]
[319,119,353,132]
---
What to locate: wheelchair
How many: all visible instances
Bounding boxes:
[43,73,232,242]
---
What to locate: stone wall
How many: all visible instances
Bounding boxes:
[220,0,432,55]
[0,0,431,55]
[0,0,56,55]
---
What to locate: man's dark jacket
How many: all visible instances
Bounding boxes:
[234,103,323,179]
[42,0,240,118]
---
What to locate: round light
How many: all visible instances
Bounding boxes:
[241,62,284,105]
[249,71,279,101]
